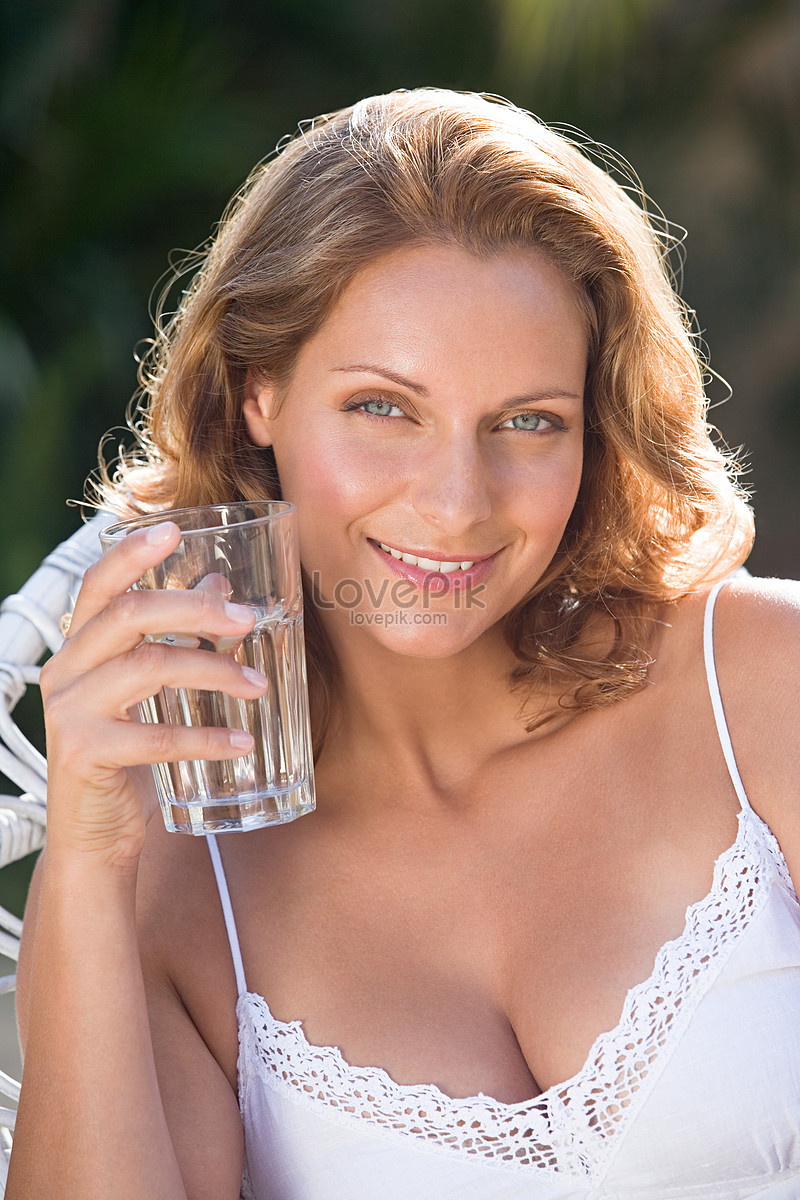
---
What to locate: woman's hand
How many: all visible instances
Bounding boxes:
[40,520,268,868]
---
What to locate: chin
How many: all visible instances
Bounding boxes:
[351,613,500,660]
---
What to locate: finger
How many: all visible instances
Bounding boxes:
[193,574,243,654]
[194,573,233,600]
[53,641,269,720]
[50,716,256,774]
[69,521,182,638]
[111,720,257,767]
[59,586,256,675]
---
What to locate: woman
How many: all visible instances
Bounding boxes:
[8,89,800,1199]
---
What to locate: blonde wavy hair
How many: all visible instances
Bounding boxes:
[96,87,754,748]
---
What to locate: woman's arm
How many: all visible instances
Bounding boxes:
[9,850,245,1200]
[7,523,266,1198]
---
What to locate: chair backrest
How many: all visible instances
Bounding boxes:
[0,512,107,1188]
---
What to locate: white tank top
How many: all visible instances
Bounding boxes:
[206,582,800,1198]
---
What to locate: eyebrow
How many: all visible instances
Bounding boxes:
[333,364,430,397]
[332,364,583,405]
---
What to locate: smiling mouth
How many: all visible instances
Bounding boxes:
[369,539,489,574]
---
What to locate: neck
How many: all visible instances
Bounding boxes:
[313,618,553,801]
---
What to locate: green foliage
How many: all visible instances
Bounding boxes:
[0,0,798,602]
[495,0,668,102]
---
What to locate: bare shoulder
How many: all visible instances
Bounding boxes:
[702,573,800,877]
[713,572,800,629]
[649,574,800,692]
[134,821,245,1194]
[136,815,240,1076]
[17,817,231,1053]
[135,813,246,1184]
[710,574,800,706]
[135,812,219,963]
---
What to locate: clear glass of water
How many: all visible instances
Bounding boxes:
[100,502,315,834]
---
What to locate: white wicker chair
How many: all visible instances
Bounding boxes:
[0,512,108,1189]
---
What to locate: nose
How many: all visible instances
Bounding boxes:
[409,434,493,536]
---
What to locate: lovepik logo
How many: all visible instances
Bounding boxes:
[308,571,486,611]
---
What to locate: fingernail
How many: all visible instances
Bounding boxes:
[145,521,178,545]
[230,730,254,750]
[242,666,268,688]
[225,601,253,624]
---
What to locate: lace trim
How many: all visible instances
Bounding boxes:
[237,809,790,1177]
[240,1163,256,1200]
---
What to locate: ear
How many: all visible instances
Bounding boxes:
[243,370,278,447]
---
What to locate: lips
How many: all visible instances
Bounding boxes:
[375,540,478,573]
[368,538,498,588]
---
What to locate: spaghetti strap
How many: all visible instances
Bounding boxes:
[703,580,752,813]
[206,834,248,997]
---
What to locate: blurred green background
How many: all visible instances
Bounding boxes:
[1,0,799,912]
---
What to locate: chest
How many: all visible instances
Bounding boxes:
[234,879,800,1196]
[188,692,746,1104]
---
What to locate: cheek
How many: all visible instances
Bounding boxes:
[506,448,584,537]
[554,454,584,521]
[281,436,400,509]
[274,431,405,558]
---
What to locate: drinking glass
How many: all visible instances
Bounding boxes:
[100,502,315,834]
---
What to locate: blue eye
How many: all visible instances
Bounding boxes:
[356,398,404,418]
[500,412,550,432]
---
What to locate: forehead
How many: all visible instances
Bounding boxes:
[296,242,590,385]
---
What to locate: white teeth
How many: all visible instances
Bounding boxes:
[377,541,477,573]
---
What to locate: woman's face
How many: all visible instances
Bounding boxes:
[244,242,588,659]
